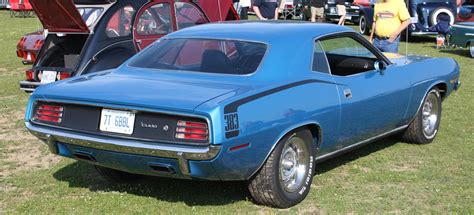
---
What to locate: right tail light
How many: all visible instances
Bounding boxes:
[175,120,209,141]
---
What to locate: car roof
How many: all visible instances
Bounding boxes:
[165,21,354,44]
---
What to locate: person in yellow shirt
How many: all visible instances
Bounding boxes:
[369,0,411,53]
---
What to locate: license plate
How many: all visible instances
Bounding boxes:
[26,52,32,61]
[41,70,57,84]
[99,109,135,135]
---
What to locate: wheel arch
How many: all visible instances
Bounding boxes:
[408,81,447,125]
[247,121,322,179]
[434,82,447,100]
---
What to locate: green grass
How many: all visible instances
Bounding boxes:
[0,11,473,213]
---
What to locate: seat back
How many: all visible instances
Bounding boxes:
[200,50,235,74]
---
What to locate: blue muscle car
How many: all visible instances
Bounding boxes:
[25,21,461,208]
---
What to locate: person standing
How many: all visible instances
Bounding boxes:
[239,0,251,20]
[336,0,346,25]
[233,0,240,14]
[369,0,411,53]
[309,0,326,22]
[253,0,279,20]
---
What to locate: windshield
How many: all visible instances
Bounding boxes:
[78,7,104,27]
[129,38,267,75]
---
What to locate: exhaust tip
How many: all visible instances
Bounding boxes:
[73,151,96,162]
[149,163,176,174]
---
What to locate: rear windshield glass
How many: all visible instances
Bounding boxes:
[128,38,267,75]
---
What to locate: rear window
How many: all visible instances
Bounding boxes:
[129,39,267,75]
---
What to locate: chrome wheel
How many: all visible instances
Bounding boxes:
[359,15,366,34]
[422,92,440,138]
[279,136,309,193]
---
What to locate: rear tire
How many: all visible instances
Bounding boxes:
[469,42,474,58]
[359,13,369,35]
[402,88,442,144]
[248,128,315,208]
[95,165,143,183]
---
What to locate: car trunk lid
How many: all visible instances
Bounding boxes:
[31,0,90,33]
[38,72,239,112]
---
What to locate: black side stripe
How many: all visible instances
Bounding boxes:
[224,79,332,114]
[223,79,333,139]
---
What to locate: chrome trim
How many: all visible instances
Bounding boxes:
[315,125,408,162]
[19,80,42,92]
[410,32,437,35]
[451,24,474,30]
[26,122,221,176]
[31,99,213,145]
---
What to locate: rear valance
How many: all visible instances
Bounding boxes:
[31,0,89,33]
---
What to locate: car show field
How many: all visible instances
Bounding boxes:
[0,10,473,213]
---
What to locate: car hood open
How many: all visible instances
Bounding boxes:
[31,0,89,33]
[35,72,238,112]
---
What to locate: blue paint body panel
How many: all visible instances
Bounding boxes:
[26,21,460,181]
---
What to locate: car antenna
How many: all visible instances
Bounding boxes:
[405,25,409,64]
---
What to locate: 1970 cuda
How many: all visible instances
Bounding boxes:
[25,21,461,208]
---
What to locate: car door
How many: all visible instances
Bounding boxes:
[318,33,412,147]
[133,0,175,51]
[174,1,210,30]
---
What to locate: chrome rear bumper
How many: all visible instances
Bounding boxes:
[26,122,221,177]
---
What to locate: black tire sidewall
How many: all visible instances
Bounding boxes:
[359,14,367,35]
[272,129,315,206]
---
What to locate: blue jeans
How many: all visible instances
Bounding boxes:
[373,35,400,53]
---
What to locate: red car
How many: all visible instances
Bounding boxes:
[19,0,238,92]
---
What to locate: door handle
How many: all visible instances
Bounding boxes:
[136,39,142,45]
[343,89,352,99]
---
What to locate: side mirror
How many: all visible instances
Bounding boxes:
[374,61,387,74]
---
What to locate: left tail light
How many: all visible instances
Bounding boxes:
[25,69,34,81]
[33,104,64,124]
[175,120,209,141]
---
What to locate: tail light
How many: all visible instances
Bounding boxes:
[34,104,64,123]
[25,69,34,81]
[18,37,26,47]
[175,120,208,141]
[24,52,35,63]
[57,72,72,80]
[33,39,43,49]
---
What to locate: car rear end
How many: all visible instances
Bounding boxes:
[25,98,220,179]
[19,0,111,92]
[16,31,45,65]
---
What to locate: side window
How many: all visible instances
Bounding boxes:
[106,5,135,38]
[319,36,378,76]
[136,3,172,35]
[175,2,208,30]
[312,41,330,74]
